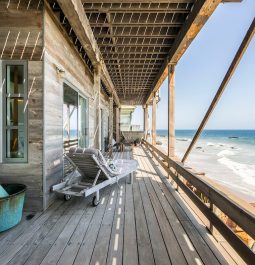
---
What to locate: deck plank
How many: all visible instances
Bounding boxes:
[0,211,43,244]
[133,176,155,265]
[7,200,74,265]
[137,148,203,265]
[73,187,113,265]
[56,202,97,265]
[23,199,82,265]
[0,201,61,255]
[123,149,139,265]
[89,185,118,265]
[0,201,64,265]
[39,199,88,265]
[141,145,238,265]
[140,146,222,265]
[135,147,196,265]
[137,174,171,265]
[106,180,126,265]
[0,147,243,265]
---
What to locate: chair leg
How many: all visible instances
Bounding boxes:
[129,173,133,184]
[92,190,100,207]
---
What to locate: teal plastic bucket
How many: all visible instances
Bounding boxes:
[0,184,26,232]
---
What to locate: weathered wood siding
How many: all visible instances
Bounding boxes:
[101,93,110,151]
[43,9,110,209]
[0,1,44,211]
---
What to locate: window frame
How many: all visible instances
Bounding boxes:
[63,81,89,149]
[2,60,28,163]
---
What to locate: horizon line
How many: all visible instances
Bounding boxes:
[155,128,255,130]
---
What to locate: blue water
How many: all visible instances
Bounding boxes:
[155,130,255,202]
[157,129,255,145]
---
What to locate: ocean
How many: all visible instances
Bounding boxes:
[155,129,255,202]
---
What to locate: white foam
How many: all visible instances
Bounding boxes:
[218,157,255,187]
[207,142,215,146]
[217,149,236,157]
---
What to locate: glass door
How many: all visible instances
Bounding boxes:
[63,83,89,150]
[78,95,89,148]
[63,84,78,143]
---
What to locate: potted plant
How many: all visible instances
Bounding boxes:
[134,137,141,146]
[0,183,26,232]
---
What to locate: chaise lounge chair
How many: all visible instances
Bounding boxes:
[52,147,138,206]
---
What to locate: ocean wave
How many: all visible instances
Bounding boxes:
[218,157,255,187]
[217,149,236,157]
[176,138,190,142]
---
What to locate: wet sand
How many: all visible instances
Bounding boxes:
[157,136,255,203]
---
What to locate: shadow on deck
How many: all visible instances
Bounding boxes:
[0,146,243,265]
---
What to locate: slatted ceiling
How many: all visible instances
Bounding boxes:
[84,1,194,105]
[49,2,95,74]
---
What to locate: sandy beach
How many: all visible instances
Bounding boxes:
[156,135,255,203]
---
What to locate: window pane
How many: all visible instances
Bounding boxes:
[79,96,88,148]
[63,84,78,141]
[6,65,24,94]
[6,98,24,126]
[6,129,25,158]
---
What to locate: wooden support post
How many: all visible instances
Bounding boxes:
[115,107,120,143]
[143,105,148,140]
[168,64,175,157]
[152,95,157,145]
[109,96,113,147]
[94,64,101,149]
[182,17,255,163]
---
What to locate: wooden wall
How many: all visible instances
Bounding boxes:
[43,8,111,209]
[0,1,44,211]
[0,2,112,211]
[101,93,110,151]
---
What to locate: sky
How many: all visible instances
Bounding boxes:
[132,0,255,130]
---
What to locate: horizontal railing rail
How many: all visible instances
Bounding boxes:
[143,140,255,264]
[64,138,78,151]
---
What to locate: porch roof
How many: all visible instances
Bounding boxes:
[84,0,242,105]
[51,0,241,105]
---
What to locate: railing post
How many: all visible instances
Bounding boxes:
[168,64,175,158]
[209,201,216,236]
[115,106,120,143]
[152,95,157,145]
[182,17,255,163]
[143,104,148,140]
[94,64,101,149]
[109,96,113,156]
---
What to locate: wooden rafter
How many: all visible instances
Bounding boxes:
[182,17,255,163]
[146,0,222,104]
[56,0,120,106]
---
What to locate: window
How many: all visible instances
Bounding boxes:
[63,83,89,148]
[78,95,89,148]
[2,61,28,163]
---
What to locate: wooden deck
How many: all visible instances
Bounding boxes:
[0,146,242,265]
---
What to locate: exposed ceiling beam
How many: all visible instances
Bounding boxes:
[104,58,165,61]
[56,0,120,106]
[145,0,222,104]
[106,62,162,66]
[90,23,182,27]
[85,9,190,14]
[95,34,177,38]
[102,51,169,55]
[82,0,195,3]
[98,44,172,47]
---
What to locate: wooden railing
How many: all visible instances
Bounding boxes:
[64,139,78,151]
[143,140,255,264]
[121,131,145,143]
